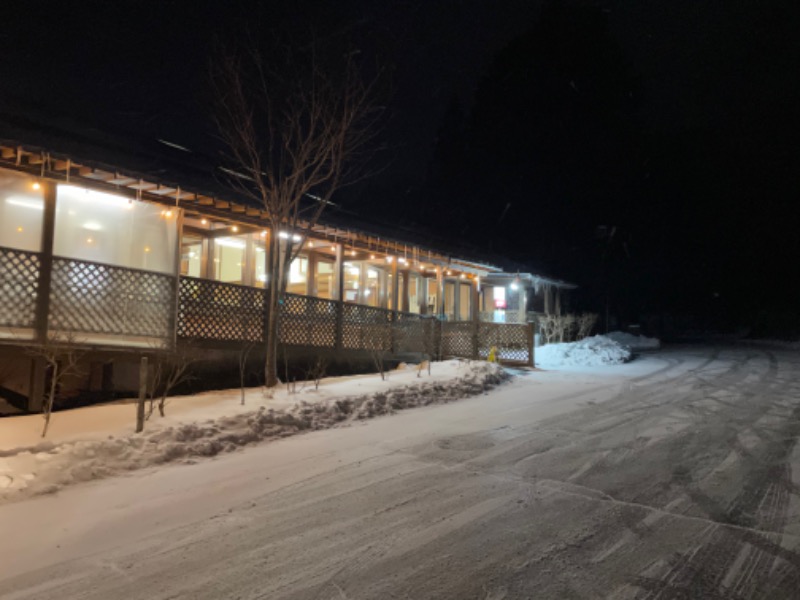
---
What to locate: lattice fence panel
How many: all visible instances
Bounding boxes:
[393,312,436,354]
[280,293,337,348]
[441,321,477,358]
[341,304,392,351]
[178,277,265,342]
[49,258,174,339]
[479,323,530,363]
[0,246,40,329]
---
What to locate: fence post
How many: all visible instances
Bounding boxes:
[34,182,57,343]
[135,356,148,433]
[472,321,480,360]
[527,321,535,367]
[435,319,443,360]
[334,300,344,350]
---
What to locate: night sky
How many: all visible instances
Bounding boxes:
[2,1,799,337]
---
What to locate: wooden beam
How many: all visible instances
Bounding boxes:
[231,204,246,213]
[197,197,215,206]
[128,181,158,190]
[0,147,15,159]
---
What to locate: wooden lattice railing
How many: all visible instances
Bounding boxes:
[49,257,174,340]
[179,276,264,342]
[441,321,532,364]
[0,245,40,330]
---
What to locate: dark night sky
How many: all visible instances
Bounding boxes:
[2,1,799,334]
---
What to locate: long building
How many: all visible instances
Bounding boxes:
[0,114,574,411]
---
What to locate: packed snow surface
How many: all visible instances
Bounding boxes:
[536,335,631,368]
[605,330,661,350]
[0,360,508,502]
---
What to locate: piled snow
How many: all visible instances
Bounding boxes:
[605,330,661,351]
[536,335,631,368]
[0,360,509,502]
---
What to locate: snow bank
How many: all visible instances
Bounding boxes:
[605,331,661,351]
[536,335,631,368]
[0,361,509,502]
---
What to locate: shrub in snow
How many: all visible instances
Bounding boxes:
[605,331,661,351]
[536,335,631,368]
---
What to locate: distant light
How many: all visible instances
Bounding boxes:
[231,225,239,232]
[278,231,289,239]
[16,226,23,233]
[189,251,197,258]
[364,290,371,296]
[386,256,394,263]
[201,219,208,225]
[510,282,519,291]
[446,270,452,276]
[86,237,93,244]
[330,246,336,251]
[292,234,301,242]
[144,246,151,253]
[370,254,376,260]
[460,273,466,279]
[399,257,407,264]
[32,182,41,191]
[261,230,267,237]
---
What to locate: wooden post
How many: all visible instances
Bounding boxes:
[471,280,480,359]
[401,270,410,313]
[135,356,148,433]
[332,244,345,350]
[436,267,445,318]
[390,258,399,313]
[527,321,535,367]
[169,210,184,349]
[27,357,45,412]
[34,181,57,343]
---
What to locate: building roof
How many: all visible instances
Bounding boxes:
[0,108,574,286]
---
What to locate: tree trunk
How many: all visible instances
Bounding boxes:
[264,234,284,388]
[41,362,58,438]
[135,356,148,433]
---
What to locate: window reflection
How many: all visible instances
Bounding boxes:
[0,170,44,252]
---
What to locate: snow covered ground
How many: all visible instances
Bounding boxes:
[3,346,798,599]
[0,360,508,501]
[536,334,632,368]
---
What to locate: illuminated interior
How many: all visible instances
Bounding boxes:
[0,170,44,252]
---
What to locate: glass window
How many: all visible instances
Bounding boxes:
[286,255,308,295]
[214,236,246,283]
[54,185,177,274]
[459,282,471,320]
[408,275,420,313]
[365,267,381,306]
[445,281,456,318]
[180,233,203,277]
[315,259,334,299]
[0,170,44,252]
[254,237,268,287]
[344,262,360,303]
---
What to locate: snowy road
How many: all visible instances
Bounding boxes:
[2,346,800,599]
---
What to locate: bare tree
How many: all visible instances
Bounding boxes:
[146,343,197,419]
[26,331,85,438]
[307,355,328,391]
[211,38,383,388]
[576,313,598,340]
